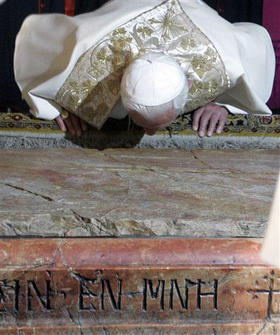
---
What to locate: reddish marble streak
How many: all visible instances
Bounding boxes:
[0,238,265,267]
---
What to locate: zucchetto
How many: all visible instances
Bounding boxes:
[121,52,188,115]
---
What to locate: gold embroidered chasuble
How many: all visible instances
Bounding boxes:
[55,0,230,129]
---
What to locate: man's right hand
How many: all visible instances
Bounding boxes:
[55,113,88,137]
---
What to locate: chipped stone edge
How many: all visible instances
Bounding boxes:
[1,132,280,150]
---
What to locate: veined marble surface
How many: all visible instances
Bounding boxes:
[0,148,279,238]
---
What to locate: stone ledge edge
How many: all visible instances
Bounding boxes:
[0,321,279,334]
[0,238,267,267]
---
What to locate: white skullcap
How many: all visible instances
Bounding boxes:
[121,52,188,117]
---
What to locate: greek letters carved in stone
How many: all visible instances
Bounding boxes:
[0,271,279,318]
[0,274,219,314]
[142,279,218,311]
[79,277,122,311]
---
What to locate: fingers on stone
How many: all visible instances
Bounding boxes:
[64,117,76,136]
[199,110,213,137]
[192,107,205,131]
[207,115,220,137]
[217,116,227,134]
[70,114,82,137]
[55,116,67,132]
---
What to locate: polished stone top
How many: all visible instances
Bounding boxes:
[0,148,279,237]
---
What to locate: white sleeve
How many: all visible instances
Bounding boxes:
[215,23,275,116]
[214,102,247,115]
[14,14,78,120]
[27,95,61,120]
[232,23,275,104]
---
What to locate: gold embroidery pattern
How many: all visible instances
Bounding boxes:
[55,0,230,129]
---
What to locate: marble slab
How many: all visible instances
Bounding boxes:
[0,148,279,238]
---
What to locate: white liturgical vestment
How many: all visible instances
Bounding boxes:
[14,0,275,128]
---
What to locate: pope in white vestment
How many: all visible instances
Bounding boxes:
[14,0,275,136]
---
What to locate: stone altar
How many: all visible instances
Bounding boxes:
[0,148,279,334]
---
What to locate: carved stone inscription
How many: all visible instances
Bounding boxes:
[142,279,218,312]
[0,269,279,323]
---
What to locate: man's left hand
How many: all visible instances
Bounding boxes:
[192,102,228,137]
